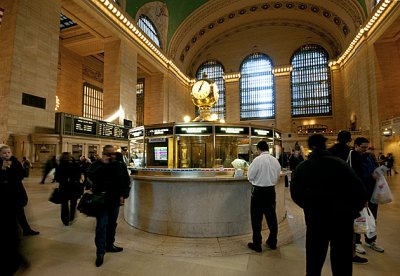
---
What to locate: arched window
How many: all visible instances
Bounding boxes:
[196,60,226,120]
[290,44,332,117]
[137,15,161,48]
[240,53,275,120]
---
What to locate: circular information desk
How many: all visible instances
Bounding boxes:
[124,170,288,238]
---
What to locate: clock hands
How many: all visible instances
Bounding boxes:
[198,81,204,92]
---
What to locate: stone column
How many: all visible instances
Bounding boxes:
[224,75,240,123]
[273,70,292,133]
[103,39,137,125]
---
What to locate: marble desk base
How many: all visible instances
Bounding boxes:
[124,174,287,237]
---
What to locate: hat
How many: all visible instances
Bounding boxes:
[308,134,327,150]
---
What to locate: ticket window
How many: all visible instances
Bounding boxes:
[88,145,99,161]
[72,144,83,160]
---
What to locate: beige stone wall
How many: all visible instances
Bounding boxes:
[374,40,400,121]
[57,46,83,116]
[0,0,60,144]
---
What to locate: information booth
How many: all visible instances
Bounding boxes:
[128,122,282,169]
[125,122,287,238]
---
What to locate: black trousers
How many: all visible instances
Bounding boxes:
[61,198,78,225]
[16,207,31,233]
[305,213,354,276]
[250,185,278,245]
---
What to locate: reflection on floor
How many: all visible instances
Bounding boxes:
[16,171,400,275]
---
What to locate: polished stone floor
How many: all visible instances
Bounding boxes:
[15,170,400,275]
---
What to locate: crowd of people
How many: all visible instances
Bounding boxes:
[3,136,395,274]
[2,144,132,273]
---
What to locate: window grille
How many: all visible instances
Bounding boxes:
[290,44,332,117]
[60,13,77,30]
[195,60,226,120]
[83,83,103,120]
[240,53,275,120]
[136,79,145,126]
[137,15,161,48]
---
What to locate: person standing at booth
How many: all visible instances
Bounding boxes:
[247,140,281,252]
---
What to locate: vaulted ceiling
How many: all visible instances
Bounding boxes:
[60,0,377,76]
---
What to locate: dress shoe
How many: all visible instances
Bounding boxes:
[266,240,277,250]
[95,254,104,267]
[247,242,262,252]
[23,229,40,236]
[106,245,123,252]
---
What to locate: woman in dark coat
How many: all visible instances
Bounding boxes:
[0,144,29,274]
[55,152,82,225]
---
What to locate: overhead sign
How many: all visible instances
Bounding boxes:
[251,128,273,137]
[73,117,97,135]
[175,126,213,135]
[129,127,144,138]
[98,121,128,139]
[146,127,173,136]
[215,126,249,135]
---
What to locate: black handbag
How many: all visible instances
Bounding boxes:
[77,192,106,217]
[49,187,62,204]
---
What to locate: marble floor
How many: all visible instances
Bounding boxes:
[15,170,400,276]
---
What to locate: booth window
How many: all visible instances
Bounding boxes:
[290,44,332,117]
[137,15,161,48]
[239,53,275,120]
[196,60,226,120]
[83,83,103,120]
[136,78,145,126]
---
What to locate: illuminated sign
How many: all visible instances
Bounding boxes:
[73,118,97,135]
[98,121,128,139]
[215,126,249,135]
[146,127,173,136]
[175,126,213,134]
[251,128,273,137]
[129,128,144,138]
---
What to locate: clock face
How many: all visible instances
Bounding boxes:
[192,80,210,100]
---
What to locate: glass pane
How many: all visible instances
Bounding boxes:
[290,45,332,117]
[240,53,275,120]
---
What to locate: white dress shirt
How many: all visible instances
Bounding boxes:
[247,152,281,187]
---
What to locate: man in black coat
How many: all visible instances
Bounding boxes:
[87,145,131,267]
[291,134,366,276]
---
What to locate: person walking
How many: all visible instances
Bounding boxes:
[351,137,385,254]
[22,157,32,178]
[40,155,57,184]
[87,145,131,267]
[291,134,366,276]
[55,152,82,226]
[385,153,394,176]
[247,140,281,252]
[329,130,369,264]
[0,144,31,274]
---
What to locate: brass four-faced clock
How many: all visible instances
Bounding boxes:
[191,78,219,121]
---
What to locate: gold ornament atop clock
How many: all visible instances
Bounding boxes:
[191,77,219,122]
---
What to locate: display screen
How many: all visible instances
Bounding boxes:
[154,147,168,161]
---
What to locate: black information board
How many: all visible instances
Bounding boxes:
[175,126,213,135]
[215,126,249,135]
[251,128,273,137]
[73,118,97,135]
[146,127,174,137]
[98,121,128,139]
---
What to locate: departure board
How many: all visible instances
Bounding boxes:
[98,121,128,139]
[73,118,97,135]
